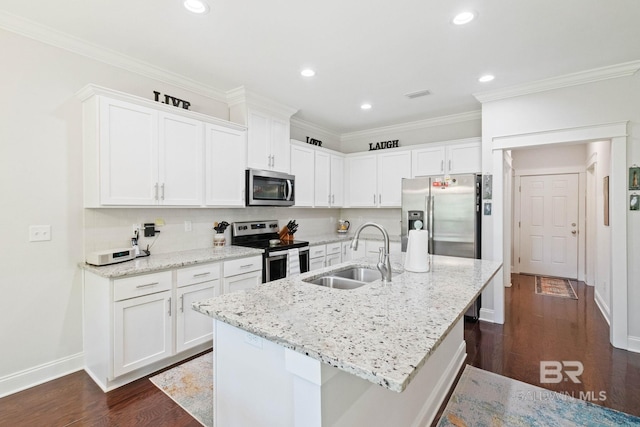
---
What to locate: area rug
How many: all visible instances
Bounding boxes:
[149,352,213,427]
[535,275,578,299]
[437,365,640,426]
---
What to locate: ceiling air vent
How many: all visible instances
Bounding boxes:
[404,89,431,99]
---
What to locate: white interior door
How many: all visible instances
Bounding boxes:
[519,174,579,278]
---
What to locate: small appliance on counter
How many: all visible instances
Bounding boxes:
[86,248,137,266]
[337,219,350,234]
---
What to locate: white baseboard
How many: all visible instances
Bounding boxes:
[0,352,84,398]
[593,288,611,326]
[479,308,495,323]
[628,336,640,353]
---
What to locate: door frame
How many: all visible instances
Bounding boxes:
[491,121,628,350]
[585,153,598,287]
[513,169,585,281]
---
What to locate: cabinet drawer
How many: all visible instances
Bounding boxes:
[177,263,221,288]
[326,242,341,255]
[113,271,172,301]
[309,245,326,259]
[224,256,262,277]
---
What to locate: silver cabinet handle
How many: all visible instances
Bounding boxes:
[441,160,444,172]
[180,295,184,312]
[240,264,253,269]
[161,183,165,200]
[449,160,452,172]
[332,194,335,204]
[373,194,376,204]
[168,297,172,316]
[379,194,381,204]
[193,272,211,278]
[328,194,331,205]
[154,183,159,201]
[136,282,159,289]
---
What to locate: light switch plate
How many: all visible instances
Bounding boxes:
[29,225,51,242]
[184,220,192,232]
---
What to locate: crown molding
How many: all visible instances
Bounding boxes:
[0,10,228,102]
[474,60,640,103]
[290,117,340,140]
[226,86,298,118]
[340,110,481,142]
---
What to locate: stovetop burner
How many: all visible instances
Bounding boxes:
[232,220,309,253]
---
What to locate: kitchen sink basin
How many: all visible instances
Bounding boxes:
[303,267,396,290]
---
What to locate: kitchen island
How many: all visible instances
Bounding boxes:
[194,254,502,427]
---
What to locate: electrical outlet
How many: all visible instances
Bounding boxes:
[29,225,51,242]
[184,221,192,232]
[244,332,262,349]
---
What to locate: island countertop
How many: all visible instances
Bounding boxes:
[193,254,502,393]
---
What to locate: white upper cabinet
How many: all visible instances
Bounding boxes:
[205,124,247,206]
[246,110,291,173]
[346,151,410,208]
[412,139,481,177]
[290,143,315,207]
[347,154,378,207]
[97,99,203,206]
[377,151,411,207]
[314,151,331,207]
[159,113,204,206]
[229,89,297,174]
[329,154,344,207]
[98,98,159,205]
[79,84,247,208]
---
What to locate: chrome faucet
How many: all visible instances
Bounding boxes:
[350,222,393,283]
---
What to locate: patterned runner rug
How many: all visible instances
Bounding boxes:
[437,365,640,426]
[535,275,578,299]
[149,352,213,427]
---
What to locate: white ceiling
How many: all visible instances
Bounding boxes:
[2,0,640,133]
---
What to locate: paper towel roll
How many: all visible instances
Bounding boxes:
[404,229,430,272]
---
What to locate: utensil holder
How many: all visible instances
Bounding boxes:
[213,233,226,248]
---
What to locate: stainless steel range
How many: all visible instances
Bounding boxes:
[231,220,310,282]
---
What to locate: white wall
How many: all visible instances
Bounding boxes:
[481,72,640,343]
[511,144,587,172]
[0,29,229,394]
[586,141,612,318]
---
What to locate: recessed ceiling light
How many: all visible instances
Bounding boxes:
[452,11,475,25]
[478,74,495,83]
[183,0,210,14]
[301,69,316,77]
[361,103,372,110]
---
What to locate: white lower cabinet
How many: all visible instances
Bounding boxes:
[223,255,263,292]
[83,255,261,391]
[309,245,327,271]
[364,240,402,257]
[113,290,172,377]
[325,242,342,267]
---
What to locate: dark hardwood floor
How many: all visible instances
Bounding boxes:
[1,274,639,426]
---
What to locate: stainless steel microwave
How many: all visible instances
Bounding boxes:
[245,169,295,206]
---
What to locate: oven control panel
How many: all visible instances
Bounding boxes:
[233,220,279,237]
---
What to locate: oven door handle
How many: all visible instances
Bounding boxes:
[269,246,310,257]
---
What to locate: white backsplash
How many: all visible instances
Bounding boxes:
[84,207,402,254]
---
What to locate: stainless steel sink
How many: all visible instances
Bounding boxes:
[303,267,395,290]
[306,276,367,290]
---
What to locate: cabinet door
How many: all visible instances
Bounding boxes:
[326,253,341,267]
[205,124,247,206]
[223,271,262,294]
[290,144,315,207]
[309,257,325,271]
[314,151,331,207]
[342,240,365,261]
[113,290,172,377]
[347,155,377,207]
[378,151,411,207]
[330,155,344,207]
[446,142,481,174]
[176,281,218,353]
[99,98,158,205]
[270,118,290,173]
[247,110,271,170]
[159,113,203,206]
[412,146,446,177]
[365,240,402,257]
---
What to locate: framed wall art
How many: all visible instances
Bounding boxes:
[630,165,640,190]
[631,194,639,211]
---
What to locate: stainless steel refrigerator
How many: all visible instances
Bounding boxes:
[401,174,482,318]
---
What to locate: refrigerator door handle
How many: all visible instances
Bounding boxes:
[428,194,435,252]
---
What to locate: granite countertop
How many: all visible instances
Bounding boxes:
[193,254,502,393]
[80,246,264,278]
